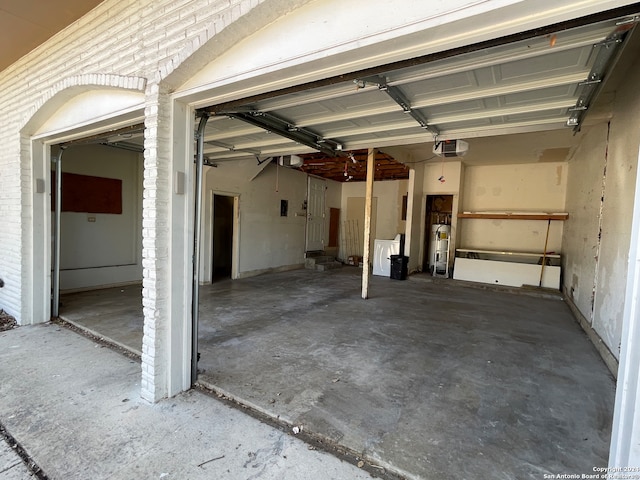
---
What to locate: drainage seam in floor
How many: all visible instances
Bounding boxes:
[53,318,408,479]
[195,381,409,480]
[0,421,49,479]
[52,317,141,361]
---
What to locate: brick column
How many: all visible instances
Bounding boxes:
[141,83,173,402]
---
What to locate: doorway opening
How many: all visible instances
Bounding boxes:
[51,130,145,356]
[212,194,235,282]
[424,195,453,276]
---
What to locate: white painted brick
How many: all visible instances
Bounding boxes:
[0,0,269,402]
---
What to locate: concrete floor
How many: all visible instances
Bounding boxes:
[60,268,617,480]
[0,324,371,480]
[60,284,143,356]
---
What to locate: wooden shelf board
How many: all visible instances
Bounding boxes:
[457,212,569,220]
[456,248,561,259]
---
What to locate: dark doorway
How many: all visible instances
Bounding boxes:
[212,194,234,282]
[423,195,453,275]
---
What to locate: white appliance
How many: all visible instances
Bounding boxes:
[373,234,402,276]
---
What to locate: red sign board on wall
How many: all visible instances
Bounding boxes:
[51,172,122,214]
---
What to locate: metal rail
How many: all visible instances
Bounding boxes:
[52,147,66,318]
[191,114,209,384]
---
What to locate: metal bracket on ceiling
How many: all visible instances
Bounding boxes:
[361,75,439,138]
[57,124,145,148]
[191,154,217,166]
[204,139,262,156]
[99,141,145,153]
[616,15,640,27]
[220,111,345,158]
[566,19,637,131]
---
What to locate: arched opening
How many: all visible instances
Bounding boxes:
[23,85,145,360]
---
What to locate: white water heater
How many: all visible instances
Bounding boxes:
[430,224,451,276]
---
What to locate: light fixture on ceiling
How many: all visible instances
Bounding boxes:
[433,139,469,157]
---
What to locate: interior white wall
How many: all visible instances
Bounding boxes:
[592,62,640,360]
[562,124,607,329]
[203,161,311,278]
[459,162,567,253]
[424,161,463,192]
[342,180,408,239]
[339,179,408,261]
[562,59,640,363]
[59,144,143,290]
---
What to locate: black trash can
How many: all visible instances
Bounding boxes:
[390,255,408,280]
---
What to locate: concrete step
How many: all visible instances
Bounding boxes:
[305,255,335,269]
[316,261,343,272]
[305,255,342,271]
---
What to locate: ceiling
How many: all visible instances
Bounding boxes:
[0,0,104,73]
[297,150,410,183]
[192,10,638,180]
[55,6,640,183]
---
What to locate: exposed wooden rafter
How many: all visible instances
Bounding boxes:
[296,149,410,182]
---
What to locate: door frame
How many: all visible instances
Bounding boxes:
[202,190,240,282]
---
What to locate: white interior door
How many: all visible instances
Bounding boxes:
[306,176,326,252]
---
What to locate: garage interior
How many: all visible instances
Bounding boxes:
[54,7,640,479]
[60,269,615,479]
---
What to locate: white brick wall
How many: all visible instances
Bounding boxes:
[0,0,290,401]
[140,85,173,401]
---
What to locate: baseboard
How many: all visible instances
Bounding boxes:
[563,287,619,379]
[60,280,142,295]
